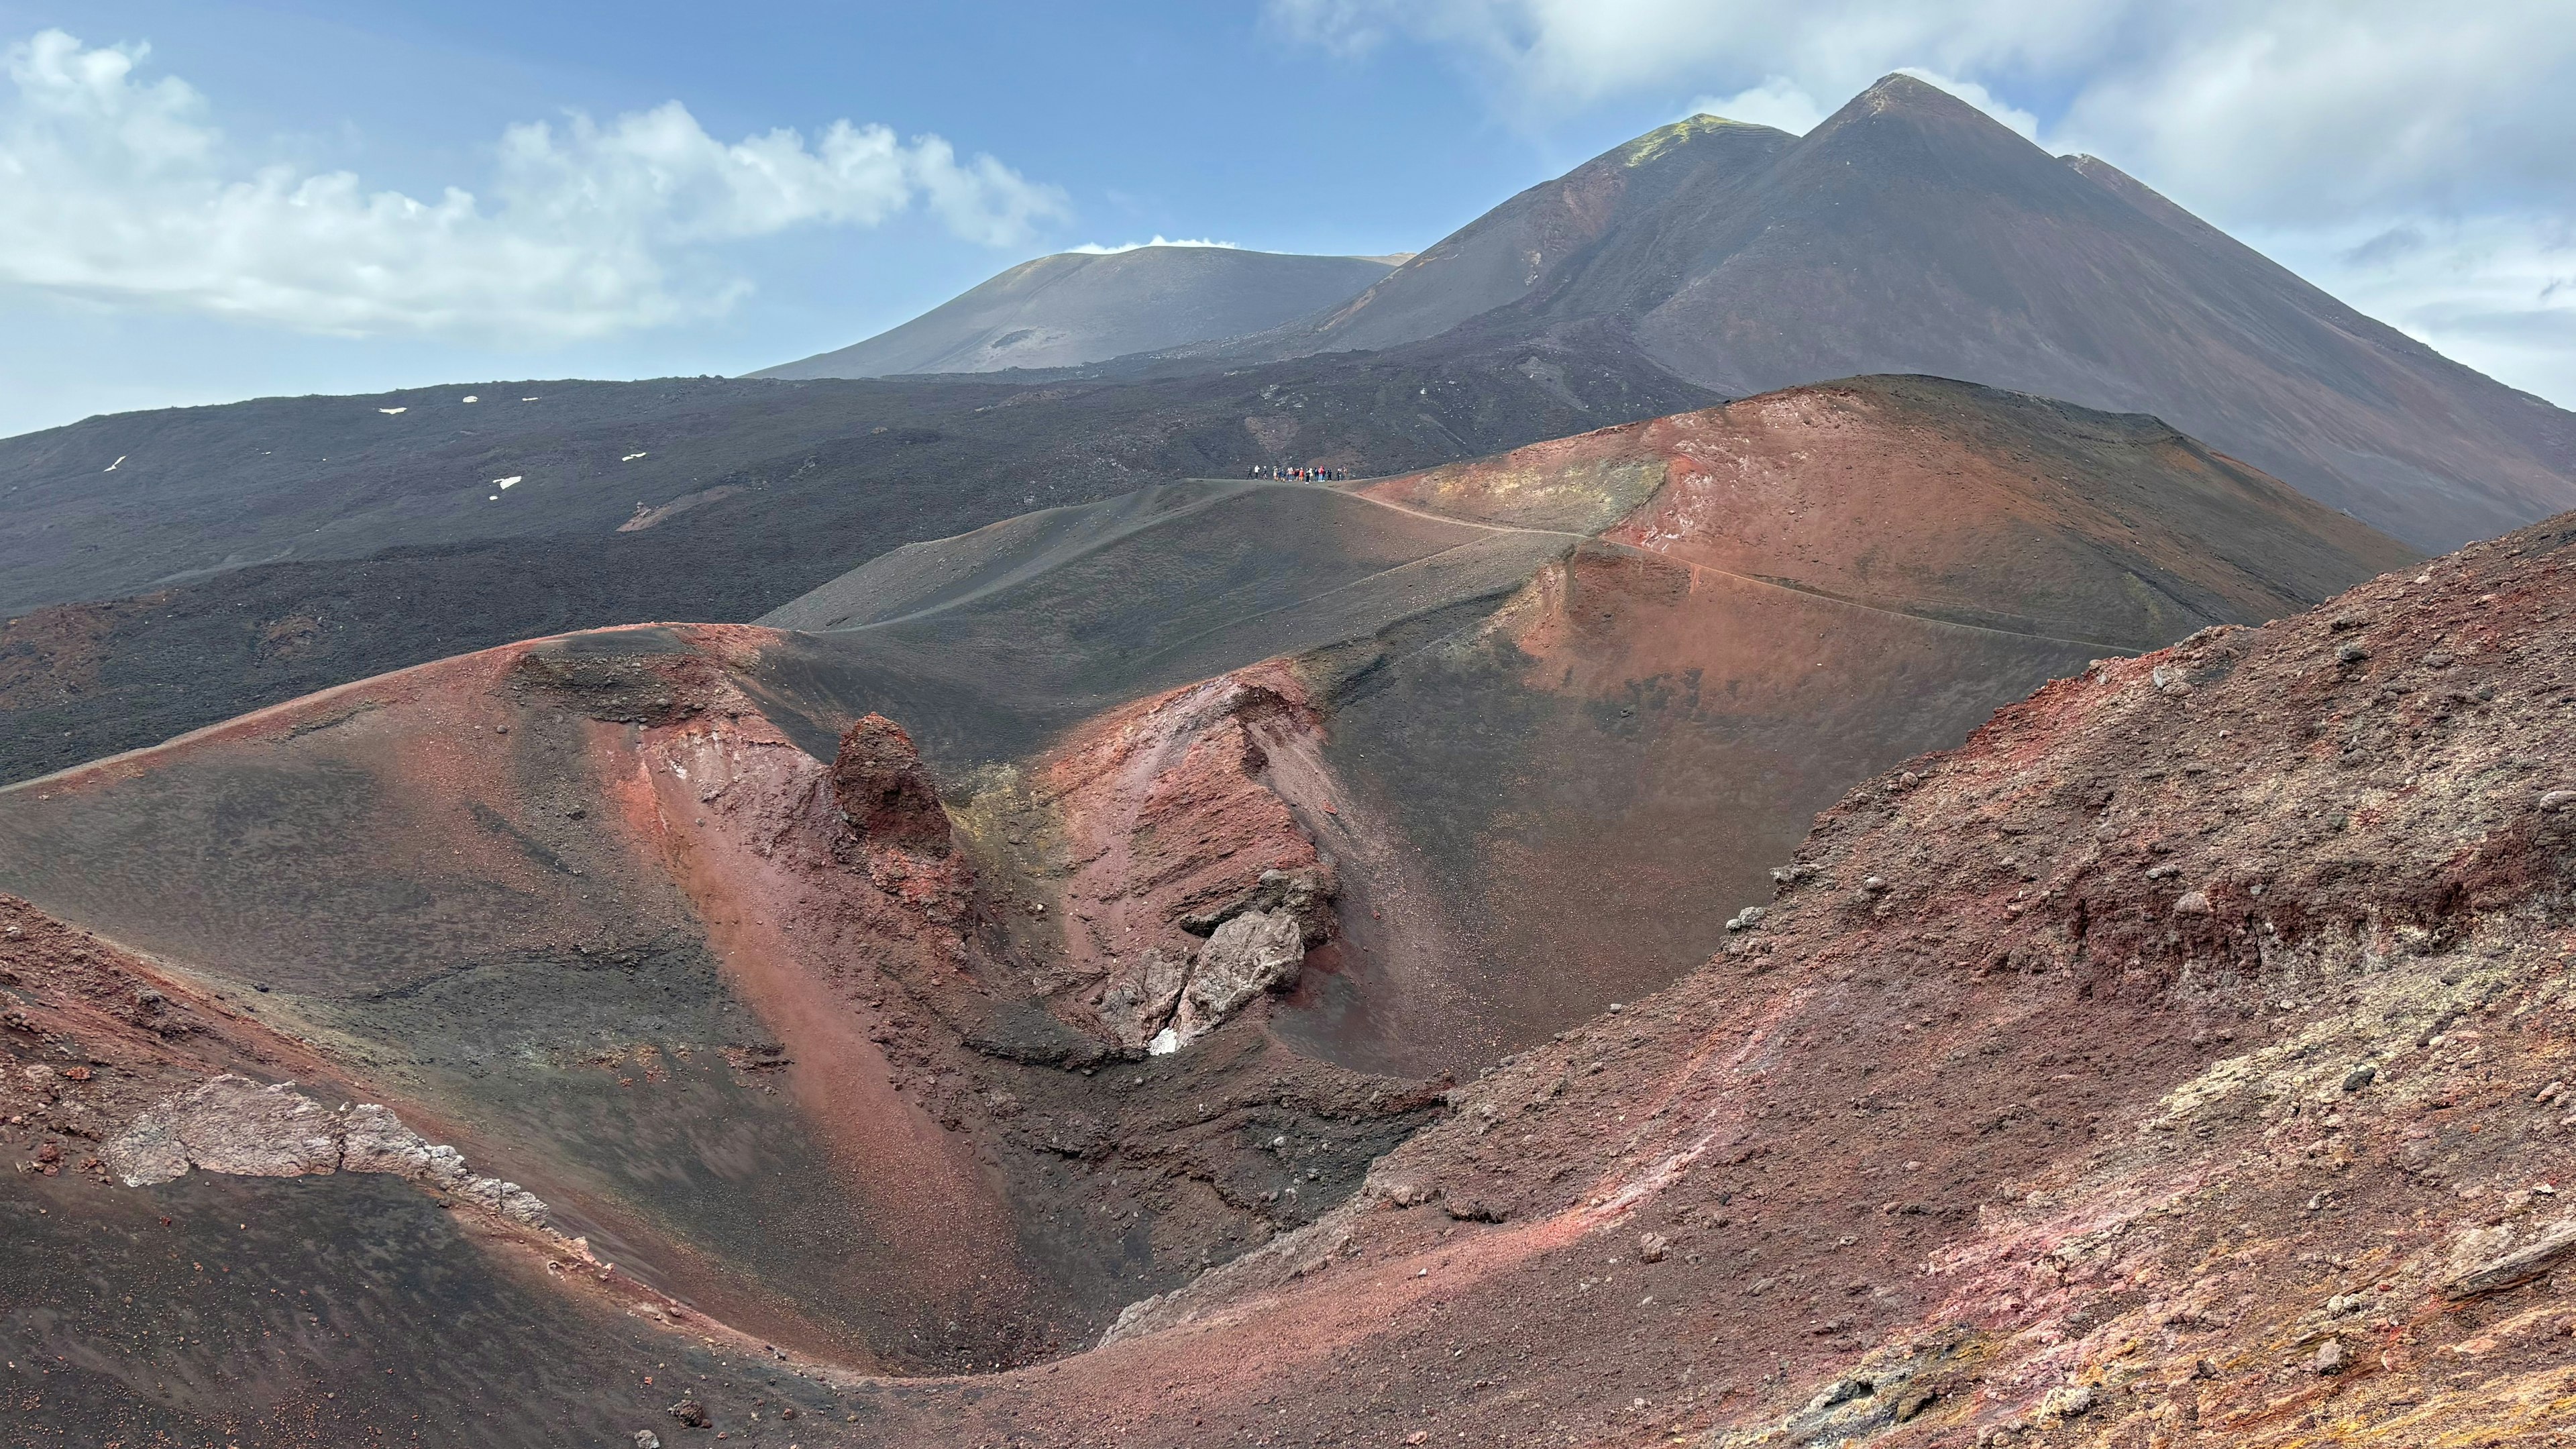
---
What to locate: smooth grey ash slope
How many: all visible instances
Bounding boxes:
[0,340,1714,784]
[757,246,1398,379]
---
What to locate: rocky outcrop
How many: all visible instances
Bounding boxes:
[831,712,951,857]
[2447,1216,2576,1298]
[1179,866,1336,947]
[1174,910,1305,1041]
[103,1075,343,1183]
[340,1102,471,1185]
[1095,950,1189,1054]
[105,1075,547,1225]
[1040,667,1340,1052]
[1096,905,1318,1057]
[1089,865,1337,1055]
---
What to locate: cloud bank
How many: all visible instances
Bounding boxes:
[1269,0,2576,400]
[1066,235,1242,254]
[0,30,1069,341]
[1264,0,2574,223]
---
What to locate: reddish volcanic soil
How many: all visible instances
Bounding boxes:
[0,619,1444,1399]
[1289,378,2414,1074]
[620,692,1046,1360]
[1369,376,2412,643]
[1,893,361,1148]
[1024,663,1328,1041]
[879,513,2576,1448]
[0,378,2452,1446]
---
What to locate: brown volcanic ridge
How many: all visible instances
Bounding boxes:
[0,376,2445,1446]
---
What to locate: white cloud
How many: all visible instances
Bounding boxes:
[1681,76,1825,135]
[1681,68,2031,139]
[2255,214,2576,405]
[1269,0,2111,115]
[1065,235,1242,254]
[1267,0,2576,220]
[1266,0,2576,225]
[1890,68,2035,140]
[1263,0,1407,58]
[1269,0,2576,404]
[2045,7,2576,227]
[0,29,1069,341]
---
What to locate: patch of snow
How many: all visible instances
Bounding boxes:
[487,494,499,502]
[461,394,479,403]
[519,396,540,402]
[378,407,407,415]
[102,455,124,472]
[493,476,521,489]
[1147,1027,1181,1056]
[621,451,649,462]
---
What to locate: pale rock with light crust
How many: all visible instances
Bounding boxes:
[1175,907,1305,1041]
[103,1075,543,1226]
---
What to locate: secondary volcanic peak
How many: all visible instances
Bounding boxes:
[1297,112,1793,359]
[758,246,1401,379]
[1370,376,2418,650]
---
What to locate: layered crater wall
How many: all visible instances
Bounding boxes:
[0,378,2435,1444]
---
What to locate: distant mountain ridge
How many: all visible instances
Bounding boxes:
[1187,76,2576,551]
[744,76,2571,549]
[756,246,1398,379]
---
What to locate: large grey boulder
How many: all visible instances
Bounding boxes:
[1171,908,1305,1044]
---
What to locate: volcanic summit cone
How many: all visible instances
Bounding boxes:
[1237,75,2576,551]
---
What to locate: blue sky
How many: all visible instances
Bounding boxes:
[0,0,2570,437]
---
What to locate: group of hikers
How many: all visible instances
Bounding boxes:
[1250,465,1348,482]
